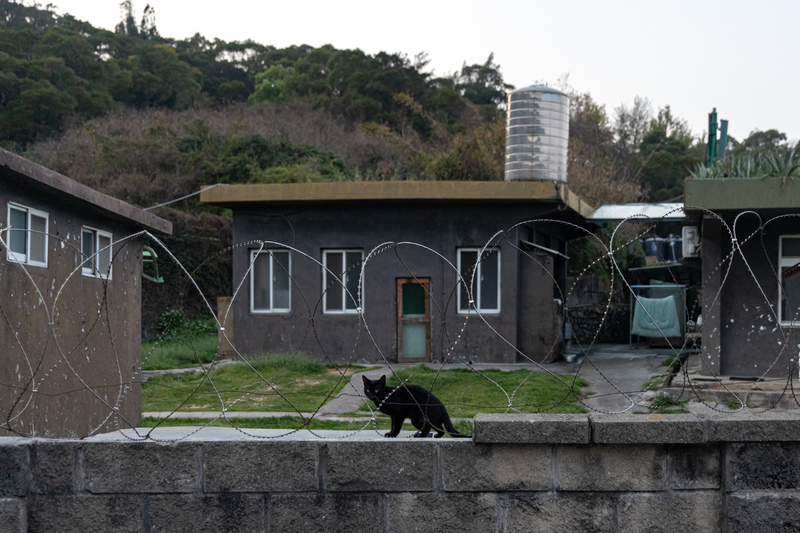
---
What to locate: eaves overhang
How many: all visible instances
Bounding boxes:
[0,148,172,234]
[200,181,594,219]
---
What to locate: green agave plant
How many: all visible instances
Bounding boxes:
[690,148,800,180]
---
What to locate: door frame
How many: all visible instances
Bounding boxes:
[396,277,431,363]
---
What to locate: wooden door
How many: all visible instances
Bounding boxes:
[397,278,431,363]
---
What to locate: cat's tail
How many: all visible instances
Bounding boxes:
[443,415,471,439]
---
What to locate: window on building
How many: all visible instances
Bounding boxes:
[779,236,800,324]
[251,249,291,313]
[457,248,500,313]
[6,203,48,268]
[323,249,364,313]
[81,227,113,279]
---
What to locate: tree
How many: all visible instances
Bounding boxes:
[636,106,703,201]
[250,64,288,103]
[116,44,202,109]
[570,91,613,156]
[35,26,95,77]
[139,4,158,39]
[0,0,56,31]
[115,1,158,39]
[454,53,513,107]
[115,1,138,37]
[175,35,264,104]
[566,92,643,205]
[3,79,77,142]
[613,95,652,158]
[429,121,504,181]
[731,129,788,155]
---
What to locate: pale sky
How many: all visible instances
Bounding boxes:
[50,0,800,143]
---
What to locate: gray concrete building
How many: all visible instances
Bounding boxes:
[202,181,593,365]
[685,177,800,378]
[0,148,172,437]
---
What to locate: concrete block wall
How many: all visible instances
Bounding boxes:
[2,412,800,531]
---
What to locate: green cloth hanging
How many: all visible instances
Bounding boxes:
[631,296,681,338]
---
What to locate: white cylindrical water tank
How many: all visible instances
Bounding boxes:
[504,85,570,183]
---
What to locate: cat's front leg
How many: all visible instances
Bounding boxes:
[386,415,403,437]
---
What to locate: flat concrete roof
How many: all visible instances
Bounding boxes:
[0,148,172,234]
[685,177,800,212]
[201,181,594,219]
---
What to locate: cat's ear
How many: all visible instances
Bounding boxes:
[378,375,386,386]
[362,375,369,385]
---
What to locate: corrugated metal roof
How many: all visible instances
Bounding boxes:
[589,203,685,222]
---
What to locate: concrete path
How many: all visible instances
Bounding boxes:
[570,347,673,413]
[317,367,387,415]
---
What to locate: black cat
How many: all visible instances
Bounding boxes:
[362,375,470,438]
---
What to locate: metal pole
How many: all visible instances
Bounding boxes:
[719,119,729,162]
[705,108,718,166]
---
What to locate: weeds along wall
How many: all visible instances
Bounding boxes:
[3,413,800,532]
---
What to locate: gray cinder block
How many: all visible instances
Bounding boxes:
[667,444,721,490]
[617,492,722,532]
[204,441,318,492]
[324,441,436,492]
[148,494,265,532]
[269,493,380,532]
[0,442,28,496]
[728,492,800,531]
[505,493,616,532]
[590,414,707,444]
[83,441,200,494]
[727,442,800,491]
[28,495,144,532]
[385,493,496,533]
[439,441,552,491]
[557,444,666,491]
[473,414,590,444]
[0,498,25,533]
[30,440,79,494]
[709,411,800,442]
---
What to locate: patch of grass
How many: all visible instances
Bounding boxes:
[643,374,669,392]
[142,316,219,370]
[649,393,688,414]
[142,353,362,413]
[661,356,682,373]
[359,366,587,417]
[650,394,674,410]
[142,336,218,370]
[725,399,747,410]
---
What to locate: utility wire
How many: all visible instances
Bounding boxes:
[144,183,228,211]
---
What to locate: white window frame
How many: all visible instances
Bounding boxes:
[250,249,292,314]
[81,226,113,280]
[322,249,364,314]
[5,202,48,268]
[778,235,800,326]
[457,247,501,314]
